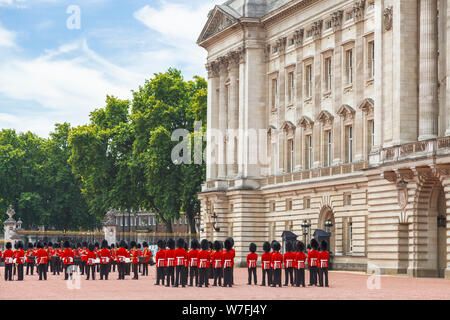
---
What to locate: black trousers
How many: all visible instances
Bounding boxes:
[142,263,149,276]
[182,266,188,286]
[296,269,305,287]
[156,267,165,284]
[86,265,96,280]
[4,264,13,281]
[64,264,73,280]
[17,264,24,280]
[272,269,282,287]
[53,259,60,275]
[132,264,139,279]
[38,264,47,280]
[189,266,198,286]
[118,262,126,280]
[213,268,223,286]
[319,268,328,287]
[309,267,318,286]
[248,267,257,284]
[223,267,232,287]
[175,265,185,286]
[80,261,86,275]
[208,265,214,279]
[261,269,271,286]
[284,267,294,286]
[198,268,209,287]
[166,266,174,286]
[26,262,35,275]
[100,264,109,280]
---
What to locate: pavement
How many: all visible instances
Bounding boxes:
[0,267,449,300]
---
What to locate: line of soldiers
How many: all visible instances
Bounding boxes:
[247,239,330,288]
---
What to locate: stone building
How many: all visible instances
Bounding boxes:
[197,0,450,278]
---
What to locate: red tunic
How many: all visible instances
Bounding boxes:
[15,249,25,265]
[142,249,152,263]
[319,251,330,268]
[115,247,129,263]
[62,248,75,265]
[86,251,97,265]
[247,252,258,268]
[26,249,35,263]
[155,249,166,267]
[2,249,15,264]
[261,252,272,270]
[187,249,199,267]
[223,250,234,268]
[307,250,320,267]
[165,249,175,267]
[283,251,296,268]
[100,248,111,264]
[131,249,140,264]
[174,248,186,266]
[212,251,224,268]
[198,250,210,268]
[295,251,306,269]
[80,248,88,262]
[35,249,49,265]
[271,252,283,269]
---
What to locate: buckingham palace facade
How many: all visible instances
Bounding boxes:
[197,0,450,278]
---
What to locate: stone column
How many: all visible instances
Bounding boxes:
[373,0,384,152]
[218,57,229,179]
[419,0,439,141]
[446,0,450,136]
[206,62,220,181]
[227,52,239,178]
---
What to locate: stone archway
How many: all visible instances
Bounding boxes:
[318,206,336,254]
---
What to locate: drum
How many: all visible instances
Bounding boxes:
[139,256,147,264]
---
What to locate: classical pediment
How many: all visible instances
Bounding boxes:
[359,98,374,114]
[197,6,240,44]
[337,104,356,118]
[281,121,296,131]
[297,116,315,129]
[316,110,334,124]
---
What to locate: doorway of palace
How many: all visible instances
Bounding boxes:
[318,206,335,254]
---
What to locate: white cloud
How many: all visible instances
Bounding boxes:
[0,23,16,48]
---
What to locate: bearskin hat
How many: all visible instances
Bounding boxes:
[224,238,233,251]
[200,239,209,251]
[6,242,12,249]
[64,241,71,248]
[130,241,137,248]
[270,240,277,250]
[143,242,148,248]
[137,243,141,249]
[177,238,185,249]
[48,242,53,247]
[17,241,23,249]
[37,242,43,249]
[94,242,99,248]
[310,239,319,250]
[110,243,115,249]
[191,238,199,250]
[76,242,81,248]
[119,240,126,249]
[157,240,165,249]
[208,241,213,250]
[226,237,234,247]
[88,243,95,252]
[272,241,281,252]
[286,241,293,252]
[296,241,305,252]
[82,241,87,248]
[320,240,328,251]
[263,241,271,253]
[249,243,257,253]
[101,240,108,249]
[167,238,175,250]
[213,240,221,251]
[28,242,33,249]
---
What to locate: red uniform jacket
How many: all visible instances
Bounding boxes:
[155,249,166,267]
[271,252,283,269]
[223,250,234,268]
[307,250,320,267]
[81,248,88,262]
[165,249,175,267]
[131,249,140,264]
[187,249,199,267]
[86,251,97,265]
[198,250,210,268]
[36,249,49,265]
[174,248,187,267]
[211,251,224,268]
[26,249,35,263]
[295,252,306,269]
[283,251,296,268]
[99,248,111,264]
[319,251,330,268]
[261,252,271,270]
[247,253,258,268]
[15,249,25,265]
[142,249,152,264]
[2,249,15,264]
[62,248,75,265]
[110,248,115,261]
[115,248,129,263]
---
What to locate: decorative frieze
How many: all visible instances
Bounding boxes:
[206,61,220,78]
[331,10,344,32]
[383,6,393,31]
[312,20,323,40]
[293,29,305,47]
[275,37,287,53]
[353,0,366,22]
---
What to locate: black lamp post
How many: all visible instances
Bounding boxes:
[210,211,221,232]
[325,220,334,233]
[301,219,310,246]
[437,215,447,228]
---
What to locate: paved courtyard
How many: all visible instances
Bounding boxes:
[0,267,449,300]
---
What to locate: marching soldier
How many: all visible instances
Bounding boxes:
[61,241,74,280]
[116,240,129,280]
[3,242,14,281]
[80,242,88,275]
[283,241,295,286]
[141,242,152,276]
[188,239,199,287]
[165,239,176,287]
[85,243,97,280]
[212,241,223,287]
[99,240,111,280]
[260,242,272,286]
[110,243,116,273]
[295,241,306,287]
[154,240,166,285]
[35,242,49,281]
[198,239,210,288]
[15,242,25,281]
[174,238,186,287]
[183,242,189,286]
[247,243,258,285]
[270,241,283,287]
[130,241,140,280]
[308,239,319,286]
[226,237,235,285]
[318,240,330,287]
[26,242,35,276]
[223,238,234,288]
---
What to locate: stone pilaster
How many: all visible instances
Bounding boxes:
[419,0,439,141]
[218,58,229,179]
[227,53,240,178]
[206,62,220,181]
[373,0,384,153]
[446,0,450,136]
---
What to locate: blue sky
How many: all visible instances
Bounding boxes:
[0,0,221,137]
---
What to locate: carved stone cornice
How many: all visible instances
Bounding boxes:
[384,6,393,31]
[359,98,374,115]
[336,104,356,120]
[297,116,315,130]
[312,20,323,40]
[353,0,366,22]
[217,56,229,74]
[433,164,450,181]
[293,29,304,47]
[316,110,334,126]
[206,61,220,78]
[276,37,287,53]
[331,10,344,32]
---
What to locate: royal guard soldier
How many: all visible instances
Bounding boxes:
[295,241,306,287]
[116,240,129,280]
[283,241,295,286]
[174,238,186,287]
[74,243,82,274]
[80,242,88,275]
[318,240,330,287]
[212,241,224,287]
[47,242,54,274]
[26,242,35,276]
[35,242,49,280]
[247,243,258,285]
[85,243,97,280]
[130,241,140,280]
[308,239,319,286]
[154,240,166,285]
[141,242,152,276]
[225,237,235,284]
[52,243,61,276]
[99,240,111,280]
[110,243,116,273]
[3,242,14,281]
[94,242,100,273]
[137,243,143,273]
[208,241,214,280]
[183,242,189,286]
[197,239,210,288]
[12,242,18,277]
[188,239,199,287]
[223,238,234,288]
[165,238,176,287]
[270,241,283,287]
[15,242,25,281]
[61,241,74,280]
[260,242,272,286]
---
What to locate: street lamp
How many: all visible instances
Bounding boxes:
[301,219,310,246]
[325,220,334,233]
[437,215,447,228]
[210,211,221,232]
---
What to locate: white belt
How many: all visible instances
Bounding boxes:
[167,258,174,266]
[214,260,222,268]
[118,256,125,263]
[157,259,165,267]
[320,259,328,268]
[224,259,232,268]
[199,259,208,268]
[297,260,305,269]
[248,260,257,268]
[285,259,293,268]
[263,261,271,269]
[101,257,110,264]
[176,257,184,265]
[273,261,282,269]
[88,258,96,265]
[5,257,13,264]
[310,258,318,267]
[190,258,197,267]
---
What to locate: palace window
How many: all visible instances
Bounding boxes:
[289,38,295,46]
[271,78,278,108]
[344,192,352,206]
[368,41,375,79]
[346,11,354,21]
[324,57,332,92]
[287,139,294,173]
[325,131,332,167]
[345,49,353,85]
[349,220,353,253]
[325,20,332,30]
[345,125,353,163]
[270,201,276,212]
[368,120,374,153]
[303,197,311,209]
[286,199,293,211]
[288,71,295,104]
[307,29,313,38]
[305,135,313,170]
[305,64,313,98]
